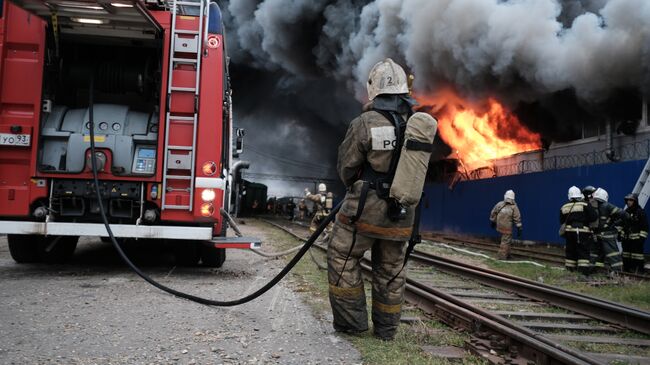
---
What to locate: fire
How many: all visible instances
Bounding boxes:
[416,89,541,170]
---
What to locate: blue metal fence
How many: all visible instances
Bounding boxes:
[421,159,650,253]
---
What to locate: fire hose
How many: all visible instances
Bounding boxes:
[87,76,340,306]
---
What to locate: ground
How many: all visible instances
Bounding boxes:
[0,222,362,364]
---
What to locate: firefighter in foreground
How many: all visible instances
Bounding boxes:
[559,186,598,274]
[327,58,437,340]
[305,184,332,233]
[591,188,628,274]
[621,194,648,273]
[489,190,523,260]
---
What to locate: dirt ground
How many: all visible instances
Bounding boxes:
[0,223,361,365]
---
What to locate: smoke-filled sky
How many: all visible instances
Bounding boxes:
[219,0,649,196]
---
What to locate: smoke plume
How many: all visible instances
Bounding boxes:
[219,0,650,193]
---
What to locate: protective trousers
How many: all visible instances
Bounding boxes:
[622,239,645,273]
[598,233,623,272]
[327,224,407,340]
[564,231,591,274]
[589,235,605,271]
[498,234,512,260]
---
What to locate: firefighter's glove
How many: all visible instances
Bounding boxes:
[490,221,496,229]
[516,227,522,238]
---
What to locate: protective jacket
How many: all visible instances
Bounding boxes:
[490,201,522,234]
[623,204,648,241]
[336,110,415,241]
[595,202,628,235]
[559,200,598,234]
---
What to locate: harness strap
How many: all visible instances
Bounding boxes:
[387,194,423,285]
[405,139,434,152]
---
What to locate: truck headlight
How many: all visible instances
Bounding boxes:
[201,188,216,202]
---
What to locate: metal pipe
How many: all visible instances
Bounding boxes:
[605,120,619,162]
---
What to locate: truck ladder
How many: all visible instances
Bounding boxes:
[630,157,650,209]
[161,0,209,211]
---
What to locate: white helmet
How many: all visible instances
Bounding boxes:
[318,183,327,193]
[367,58,409,101]
[504,190,515,201]
[568,186,582,200]
[593,188,608,202]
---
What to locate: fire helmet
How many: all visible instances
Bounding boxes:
[367,58,409,101]
[504,190,515,201]
[318,183,327,193]
[624,193,638,203]
[593,188,609,203]
[582,185,596,197]
[568,186,582,200]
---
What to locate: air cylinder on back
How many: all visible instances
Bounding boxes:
[389,112,438,206]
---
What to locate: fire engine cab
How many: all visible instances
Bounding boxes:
[0,0,258,266]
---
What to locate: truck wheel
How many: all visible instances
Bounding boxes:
[7,234,40,263]
[200,244,226,268]
[39,236,79,264]
[174,240,200,266]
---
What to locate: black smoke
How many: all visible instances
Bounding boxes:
[218,0,649,194]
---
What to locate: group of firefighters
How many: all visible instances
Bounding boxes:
[490,186,648,275]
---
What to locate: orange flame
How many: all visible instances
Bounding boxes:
[416,89,541,170]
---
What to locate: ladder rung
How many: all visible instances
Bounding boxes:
[172,57,198,64]
[176,1,201,6]
[167,145,193,151]
[171,86,196,92]
[169,115,195,121]
[174,29,200,35]
[166,175,192,180]
[163,204,191,210]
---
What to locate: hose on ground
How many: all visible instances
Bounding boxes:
[87,74,341,306]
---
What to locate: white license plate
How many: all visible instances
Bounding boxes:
[0,133,31,146]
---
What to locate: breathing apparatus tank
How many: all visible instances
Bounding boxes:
[389,112,438,206]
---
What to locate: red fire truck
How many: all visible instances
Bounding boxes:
[0,0,257,266]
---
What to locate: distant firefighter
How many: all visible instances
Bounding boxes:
[621,194,648,273]
[286,199,296,221]
[298,199,307,220]
[559,186,598,275]
[489,190,523,260]
[305,183,331,234]
[591,188,628,274]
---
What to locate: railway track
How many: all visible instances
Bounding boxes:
[422,233,650,281]
[261,218,650,365]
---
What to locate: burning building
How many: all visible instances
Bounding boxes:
[219,0,650,248]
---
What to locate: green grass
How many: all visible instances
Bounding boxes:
[255,220,487,365]
[419,243,650,311]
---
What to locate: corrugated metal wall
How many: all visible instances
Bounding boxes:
[421,159,650,253]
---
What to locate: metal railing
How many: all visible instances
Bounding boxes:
[448,140,650,184]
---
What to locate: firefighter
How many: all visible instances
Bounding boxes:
[305,183,330,233]
[592,188,628,274]
[298,199,307,220]
[286,199,296,221]
[327,58,436,340]
[489,190,523,260]
[582,185,604,269]
[560,186,598,274]
[621,194,648,273]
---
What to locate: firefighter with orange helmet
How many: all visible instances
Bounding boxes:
[327,58,437,340]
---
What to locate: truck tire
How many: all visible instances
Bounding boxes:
[39,236,79,264]
[7,234,40,263]
[174,240,200,266]
[200,245,226,268]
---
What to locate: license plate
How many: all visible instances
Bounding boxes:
[0,133,31,146]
